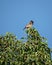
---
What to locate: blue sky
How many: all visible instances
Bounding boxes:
[0,0,52,48]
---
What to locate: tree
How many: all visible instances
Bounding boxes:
[0,28,52,65]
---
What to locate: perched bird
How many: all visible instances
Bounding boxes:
[24,20,34,29]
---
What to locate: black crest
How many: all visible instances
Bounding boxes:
[30,20,34,24]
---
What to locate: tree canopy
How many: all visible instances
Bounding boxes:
[0,28,52,65]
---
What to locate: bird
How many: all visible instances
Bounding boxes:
[24,20,34,29]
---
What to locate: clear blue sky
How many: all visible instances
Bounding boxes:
[0,0,52,48]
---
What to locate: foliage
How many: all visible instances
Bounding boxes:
[0,28,52,65]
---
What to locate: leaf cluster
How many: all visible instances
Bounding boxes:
[0,28,52,65]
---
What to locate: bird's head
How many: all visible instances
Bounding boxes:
[29,20,34,25]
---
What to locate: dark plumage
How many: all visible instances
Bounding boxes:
[29,20,34,24]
